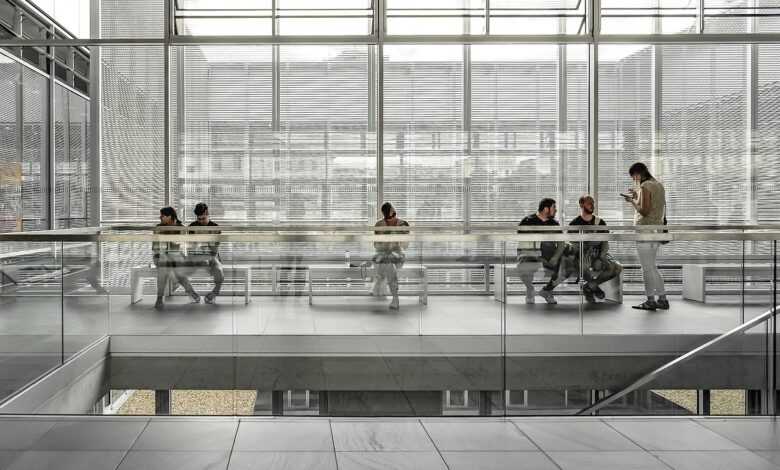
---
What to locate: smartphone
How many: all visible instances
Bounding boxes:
[620,192,633,200]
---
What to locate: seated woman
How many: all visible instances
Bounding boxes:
[373,202,410,310]
[153,207,200,310]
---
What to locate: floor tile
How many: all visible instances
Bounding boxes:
[0,421,56,450]
[336,451,447,470]
[331,421,435,451]
[514,420,641,451]
[422,421,536,451]
[0,452,21,470]
[5,451,125,470]
[228,451,337,470]
[117,451,230,470]
[233,421,333,451]
[697,419,780,450]
[754,451,780,466]
[31,420,147,451]
[132,420,238,451]
[547,451,670,470]
[441,451,559,470]
[653,450,779,470]
[605,419,745,451]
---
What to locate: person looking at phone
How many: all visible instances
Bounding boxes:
[623,162,668,311]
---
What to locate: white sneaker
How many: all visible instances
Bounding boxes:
[389,297,399,310]
[190,293,201,304]
[525,287,535,304]
[538,289,557,305]
[204,292,216,304]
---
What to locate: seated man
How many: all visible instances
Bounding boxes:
[373,202,410,310]
[568,194,623,303]
[517,198,569,305]
[188,202,224,305]
[153,207,199,310]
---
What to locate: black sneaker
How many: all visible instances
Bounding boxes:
[592,286,605,300]
[656,298,670,310]
[632,299,658,311]
[154,297,164,310]
[582,285,597,304]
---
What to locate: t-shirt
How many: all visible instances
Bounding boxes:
[634,178,666,226]
[188,220,220,256]
[374,219,410,253]
[569,215,608,253]
[153,221,184,257]
[518,214,560,259]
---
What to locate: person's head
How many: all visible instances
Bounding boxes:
[579,194,595,216]
[194,202,209,225]
[537,198,557,219]
[381,202,397,222]
[159,206,179,225]
[628,162,653,184]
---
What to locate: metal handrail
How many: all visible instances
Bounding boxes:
[576,305,778,416]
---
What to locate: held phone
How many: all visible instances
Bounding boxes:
[620,191,633,200]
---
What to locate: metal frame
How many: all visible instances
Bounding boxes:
[1,1,780,232]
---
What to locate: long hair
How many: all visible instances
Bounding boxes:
[159,206,180,224]
[628,162,653,182]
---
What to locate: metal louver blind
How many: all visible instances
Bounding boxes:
[100,45,165,222]
[21,67,47,231]
[660,43,749,226]
[383,45,464,225]
[279,45,373,224]
[0,57,20,233]
[176,45,273,222]
[55,85,90,229]
[470,44,586,225]
[757,44,780,222]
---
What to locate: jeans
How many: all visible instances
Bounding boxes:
[373,251,405,296]
[637,241,666,297]
[155,252,196,298]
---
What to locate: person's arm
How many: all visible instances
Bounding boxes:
[631,186,652,217]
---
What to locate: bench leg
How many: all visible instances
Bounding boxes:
[420,270,428,305]
[493,264,505,303]
[307,270,313,305]
[130,272,143,304]
[245,270,251,305]
[682,265,706,302]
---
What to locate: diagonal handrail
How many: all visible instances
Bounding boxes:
[576,305,778,416]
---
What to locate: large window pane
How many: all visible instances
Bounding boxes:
[470,44,587,225]
[384,45,464,224]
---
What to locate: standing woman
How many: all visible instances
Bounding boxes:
[623,162,669,311]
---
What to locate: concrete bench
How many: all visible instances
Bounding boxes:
[493,264,623,304]
[130,264,252,305]
[682,264,773,303]
[306,264,428,305]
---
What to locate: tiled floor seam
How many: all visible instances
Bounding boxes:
[598,418,676,470]
[224,418,242,470]
[328,419,340,470]
[508,419,563,470]
[112,418,151,470]
[691,417,770,451]
[418,419,451,470]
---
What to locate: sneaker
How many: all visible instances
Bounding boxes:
[538,289,557,305]
[582,285,597,304]
[190,293,201,304]
[154,297,164,310]
[592,286,605,300]
[656,298,670,310]
[525,287,535,304]
[372,282,387,299]
[632,299,658,311]
[389,296,400,310]
[204,292,217,305]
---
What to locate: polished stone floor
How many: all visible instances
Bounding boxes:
[0,416,779,469]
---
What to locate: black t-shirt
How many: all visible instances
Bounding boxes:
[569,215,608,252]
[518,214,560,259]
[188,220,220,255]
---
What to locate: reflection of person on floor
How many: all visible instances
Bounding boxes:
[153,207,199,310]
[517,198,568,305]
[568,194,623,304]
[188,202,223,305]
[373,202,410,310]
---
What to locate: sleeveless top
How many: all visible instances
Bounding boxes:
[634,178,666,226]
